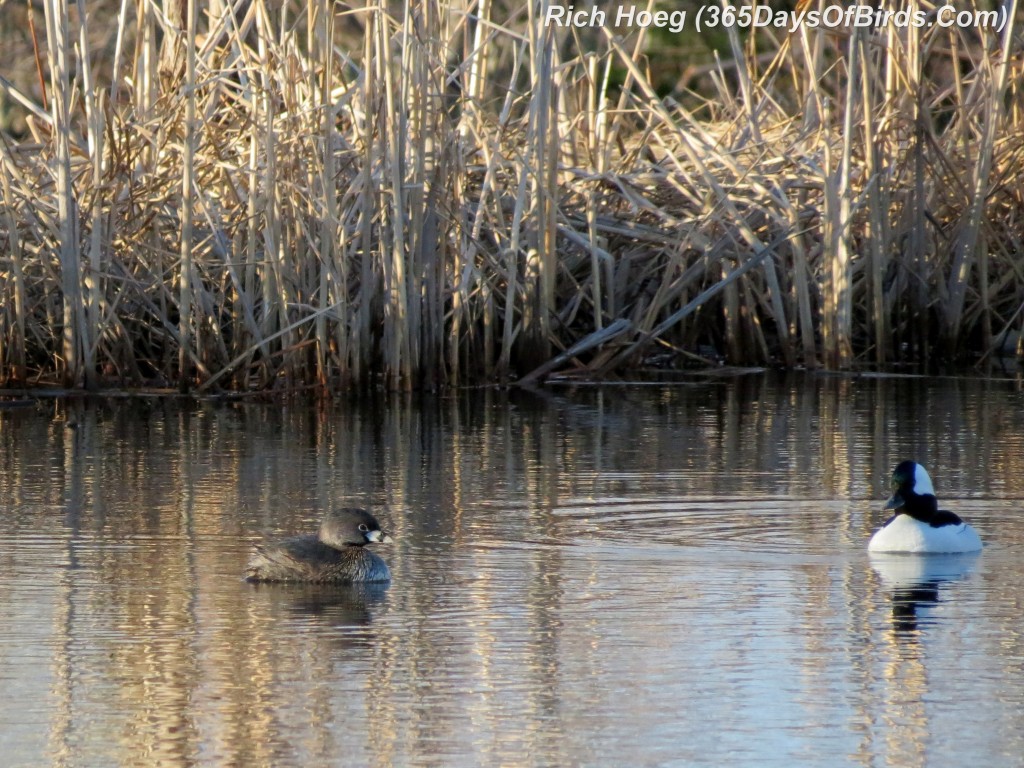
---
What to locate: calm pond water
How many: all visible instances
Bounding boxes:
[2,373,1024,767]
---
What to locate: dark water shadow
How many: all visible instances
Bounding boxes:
[247,581,390,644]
[870,552,980,639]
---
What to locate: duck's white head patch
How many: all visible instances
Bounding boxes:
[913,463,935,496]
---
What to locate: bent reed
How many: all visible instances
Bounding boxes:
[0,0,1022,392]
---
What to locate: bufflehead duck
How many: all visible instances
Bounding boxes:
[868,461,982,553]
[246,507,392,583]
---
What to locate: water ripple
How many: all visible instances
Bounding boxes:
[553,498,857,555]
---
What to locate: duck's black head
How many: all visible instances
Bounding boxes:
[319,508,390,549]
[883,460,969,528]
[885,460,936,513]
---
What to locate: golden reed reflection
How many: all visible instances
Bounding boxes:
[1,375,1024,765]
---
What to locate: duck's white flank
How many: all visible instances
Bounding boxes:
[868,514,982,554]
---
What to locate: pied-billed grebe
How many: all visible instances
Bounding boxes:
[868,461,982,553]
[246,507,392,583]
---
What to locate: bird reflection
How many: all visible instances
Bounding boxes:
[251,582,390,647]
[870,552,980,641]
[889,580,942,637]
[288,582,389,619]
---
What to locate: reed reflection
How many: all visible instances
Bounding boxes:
[1,375,1024,767]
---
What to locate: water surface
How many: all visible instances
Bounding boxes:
[2,373,1024,767]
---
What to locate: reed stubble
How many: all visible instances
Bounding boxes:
[0,0,1022,391]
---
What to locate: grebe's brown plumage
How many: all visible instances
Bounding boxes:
[246,507,392,583]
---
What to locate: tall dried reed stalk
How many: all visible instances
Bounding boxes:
[0,0,1022,391]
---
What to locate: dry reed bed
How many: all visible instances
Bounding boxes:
[0,0,1022,391]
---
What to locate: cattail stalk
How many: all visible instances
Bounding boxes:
[44,0,85,386]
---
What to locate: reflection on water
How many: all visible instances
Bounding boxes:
[870,553,981,638]
[2,375,1024,767]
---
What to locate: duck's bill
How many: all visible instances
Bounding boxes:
[366,530,393,543]
[884,492,905,511]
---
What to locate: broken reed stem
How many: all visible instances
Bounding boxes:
[178,0,197,392]
[1,0,1022,391]
[315,0,338,389]
[0,141,28,384]
[944,0,1019,347]
[860,31,887,368]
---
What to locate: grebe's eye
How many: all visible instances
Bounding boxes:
[358,523,369,532]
